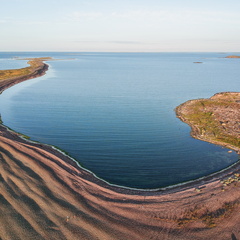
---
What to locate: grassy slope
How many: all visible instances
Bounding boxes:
[0,57,51,81]
[176,92,240,152]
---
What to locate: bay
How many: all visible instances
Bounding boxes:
[0,52,239,189]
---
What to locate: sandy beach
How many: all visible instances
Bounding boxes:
[0,59,240,240]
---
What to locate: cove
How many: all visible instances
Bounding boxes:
[0,52,239,189]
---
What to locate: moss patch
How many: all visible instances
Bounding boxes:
[176,92,240,152]
[0,57,51,81]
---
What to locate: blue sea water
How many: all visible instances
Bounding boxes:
[0,52,239,189]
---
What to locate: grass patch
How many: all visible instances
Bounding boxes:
[0,57,51,81]
[179,97,240,150]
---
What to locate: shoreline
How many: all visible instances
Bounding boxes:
[175,92,240,154]
[2,120,240,195]
[0,58,240,239]
[0,58,49,93]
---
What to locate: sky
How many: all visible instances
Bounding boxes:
[1,0,240,52]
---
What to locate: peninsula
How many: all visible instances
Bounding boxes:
[176,92,240,154]
[0,58,239,240]
[0,57,50,93]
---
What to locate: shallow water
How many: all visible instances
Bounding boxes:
[0,52,239,189]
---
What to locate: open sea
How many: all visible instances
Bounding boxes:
[0,52,239,189]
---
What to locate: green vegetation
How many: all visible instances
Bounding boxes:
[0,57,51,81]
[0,65,32,80]
[182,101,223,136]
[178,94,240,151]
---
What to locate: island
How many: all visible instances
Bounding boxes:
[0,58,239,240]
[225,55,240,58]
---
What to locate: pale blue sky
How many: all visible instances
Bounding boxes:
[1,0,240,52]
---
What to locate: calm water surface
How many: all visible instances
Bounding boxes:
[0,52,239,189]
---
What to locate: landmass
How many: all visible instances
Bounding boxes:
[225,55,240,58]
[0,57,50,93]
[176,92,240,154]
[0,58,239,240]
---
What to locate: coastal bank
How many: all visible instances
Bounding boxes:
[0,58,239,240]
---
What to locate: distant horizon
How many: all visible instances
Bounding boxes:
[1,51,240,53]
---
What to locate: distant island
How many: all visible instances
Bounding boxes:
[225,55,240,58]
[0,58,239,240]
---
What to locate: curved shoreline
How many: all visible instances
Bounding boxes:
[0,58,49,93]
[175,92,240,154]
[0,59,240,239]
